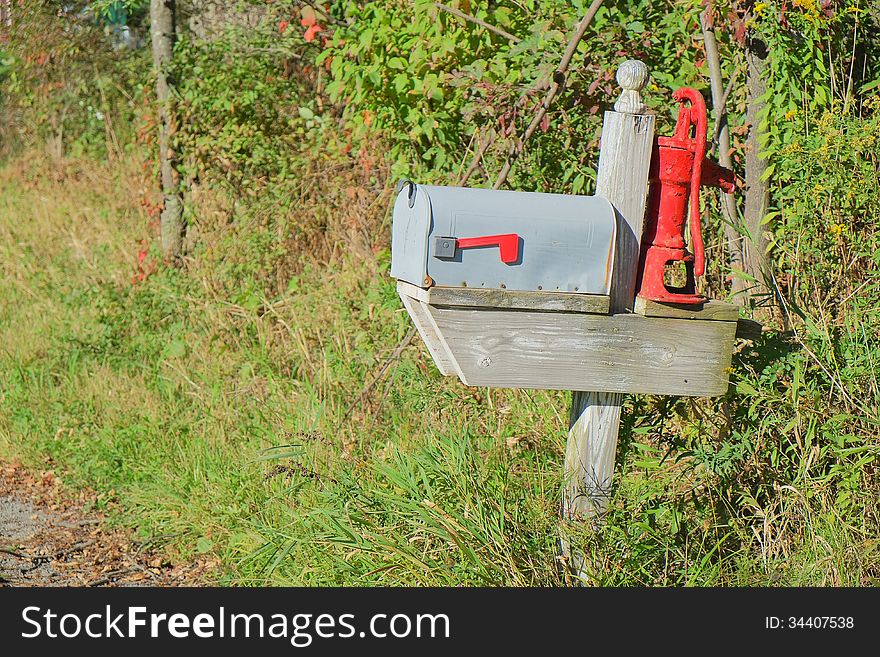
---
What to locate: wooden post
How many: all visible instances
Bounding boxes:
[743,36,772,297]
[561,61,655,576]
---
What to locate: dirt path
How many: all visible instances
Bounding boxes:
[0,461,214,586]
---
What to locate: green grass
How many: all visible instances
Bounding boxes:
[0,150,877,586]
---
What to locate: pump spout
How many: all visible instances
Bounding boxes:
[701,158,736,194]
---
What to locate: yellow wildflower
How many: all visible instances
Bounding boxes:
[784,109,798,120]
[754,2,768,15]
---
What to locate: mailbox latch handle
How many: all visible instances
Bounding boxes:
[434,233,520,264]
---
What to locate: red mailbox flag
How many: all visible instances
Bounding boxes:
[455,234,520,264]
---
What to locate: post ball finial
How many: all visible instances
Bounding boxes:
[614,60,649,114]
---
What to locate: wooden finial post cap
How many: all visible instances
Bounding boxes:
[614,60,649,114]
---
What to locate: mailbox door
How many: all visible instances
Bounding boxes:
[390,182,433,287]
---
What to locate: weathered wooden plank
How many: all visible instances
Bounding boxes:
[431,287,610,314]
[634,296,739,322]
[397,280,431,303]
[426,305,736,397]
[418,297,468,382]
[397,280,610,314]
[398,291,458,377]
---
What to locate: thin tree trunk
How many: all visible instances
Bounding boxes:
[743,33,772,298]
[700,9,747,303]
[150,0,185,262]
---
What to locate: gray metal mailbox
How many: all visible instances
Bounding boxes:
[390,182,617,294]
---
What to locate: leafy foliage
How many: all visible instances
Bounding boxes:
[316,1,715,189]
[172,30,308,193]
[0,0,151,159]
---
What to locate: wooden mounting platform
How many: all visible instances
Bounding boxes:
[634,296,740,322]
[398,281,738,397]
[398,281,611,314]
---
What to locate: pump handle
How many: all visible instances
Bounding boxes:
[671,88,708,276]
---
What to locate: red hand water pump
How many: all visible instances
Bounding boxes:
[637,88,736,305]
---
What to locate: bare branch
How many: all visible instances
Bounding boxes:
[342,326,417,420]
[458,127,497,185]
[710,68,740,151]
[700,6,746,301]
[434,3,520,43]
